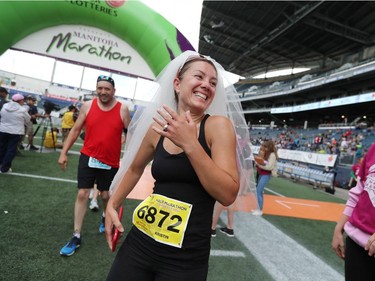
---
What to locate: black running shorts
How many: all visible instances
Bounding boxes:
[77,153,118,192]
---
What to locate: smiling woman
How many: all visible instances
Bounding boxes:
[104,50,254,281]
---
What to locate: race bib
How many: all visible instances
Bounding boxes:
[133,194,193,248]
[88,157,111,170]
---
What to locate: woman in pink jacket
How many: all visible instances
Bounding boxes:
[332,143,375,280]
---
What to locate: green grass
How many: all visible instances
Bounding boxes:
[209,237,274,281]
[0,150,345,280]
[264,215,344,273]
[266,176,345,203]
[264,177,345,273]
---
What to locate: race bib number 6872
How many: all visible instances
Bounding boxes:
[132,194,192,248]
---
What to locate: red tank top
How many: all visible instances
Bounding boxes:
[80,98,123,168]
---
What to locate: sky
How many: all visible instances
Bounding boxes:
[141,0,203,50]
[0,0,204,101]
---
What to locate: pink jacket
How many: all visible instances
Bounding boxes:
[344,144,375,248]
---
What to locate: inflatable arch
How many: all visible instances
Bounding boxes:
[0,0,194,77]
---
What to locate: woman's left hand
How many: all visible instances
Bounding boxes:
[365,233,375,257]
[331,228,345,259]
[153,105,198,151]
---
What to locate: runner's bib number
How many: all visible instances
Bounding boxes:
[88,157,111,170]
[132,194,192,248]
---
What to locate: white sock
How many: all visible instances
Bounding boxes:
[73,232,80,239]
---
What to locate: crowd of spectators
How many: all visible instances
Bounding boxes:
[249,126,375,161]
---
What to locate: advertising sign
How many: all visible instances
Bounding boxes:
[13,25,155,80]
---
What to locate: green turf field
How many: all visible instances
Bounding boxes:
[1,133,346,280]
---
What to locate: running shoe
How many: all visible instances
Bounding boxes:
[219,227,235,237]
[29,145,38,151]
[0,168,12,174]
[251,209,263,216]
[99,216,105,233]
[60,236,81,256]
[211,228,217,238]
[89,199,99,212]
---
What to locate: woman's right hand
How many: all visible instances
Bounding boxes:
[105,200,125,251]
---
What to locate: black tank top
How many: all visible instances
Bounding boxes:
[150,114,215,249]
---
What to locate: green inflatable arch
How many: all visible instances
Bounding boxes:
[0,0,194,76]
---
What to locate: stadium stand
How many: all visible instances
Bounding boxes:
[277,162,335,189]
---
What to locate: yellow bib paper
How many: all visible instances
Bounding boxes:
[132,194,192,248]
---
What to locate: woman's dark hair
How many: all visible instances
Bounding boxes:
[177,57,216,79]
[261,140,278,160]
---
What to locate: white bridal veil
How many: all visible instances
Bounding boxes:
[110,50,255,206]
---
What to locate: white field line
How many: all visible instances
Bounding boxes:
[232,212,344,281]
[4,173,77,183]
[210,250,246,257]
[265,187,286,197]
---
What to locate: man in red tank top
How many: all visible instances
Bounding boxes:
[58,75,131,256]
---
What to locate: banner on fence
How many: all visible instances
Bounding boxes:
[251,146,337,167]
